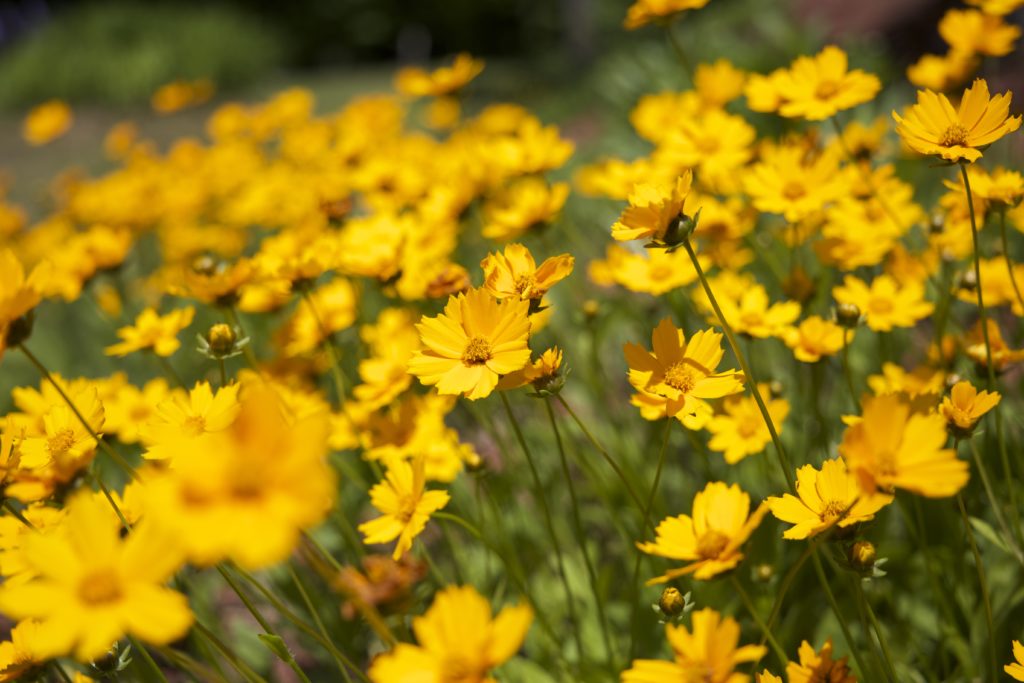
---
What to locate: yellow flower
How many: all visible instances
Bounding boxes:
[637,481,768,583]
[695,282,801,339]
[743,144,847,223]
[622,607,766,681]
[940,380,1001,434]
[22,101,73,146]
[409,287,532,400]
[1006,640,1024,681]
[102,378,173,444]
[907,51,977,92]
[140,381,241,462]
[893,79,1022,163]
[0,620,51,682]
[368,585,532,683]
[611,171,695,245]
[623,0,710,29]
[624,318,744,419]
[482,177,569,242]
[104,306,195,357]
[18,388,104,476]
[707,384,790,464]
[832,274,934,331]
[768,459,893,540]
[0,249,50,359]
[278,279,358,357]
[967,0,1024,14]
[966,319,1024,371]
[0,493,191,662]
[151,79,214,114]
[694,59,747,109]
[395,53,484,97]
[589,244,705,296]
[655,110,755,191]
[783,316,851,363]
[840,394,969,498]
[360,457,450,561]
[497,346,564,391]
[787,640,856,683]
[939,9,1020,57]
[481,243,574,302]
[775,46,881,121]
[757,672,783,683]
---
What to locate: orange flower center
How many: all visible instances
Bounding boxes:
[815,80,840,99]
[696,529,730,559]
[820,499,847,523]
[78,568,123,605]
[47,428,76,456]
[940,123,969,148]
[782,181,806,200]
[514,273,539,299]
[441,654,484,683]
[462,337,493,365]
[664,362,698,394]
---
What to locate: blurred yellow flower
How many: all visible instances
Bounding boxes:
[22,101,73,146]
[907,51,977,92]
[151,79,215,114]
[939,9,1020,57]
[623,0,710,29]
[783,316,851,363]
[940,380,1001,434]
[775,45,881,121]
[707,384,789,464]
[0,250,50,359]
[833,274,933,331]
[1006,640,1024,681]
[359,456,450,560]
[482,177,569,242]
[395,53,484,97]
[141,381,241,462]
[105,306,195,357]
[787,640,856,683]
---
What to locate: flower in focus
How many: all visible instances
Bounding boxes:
[498,346,564,392]
[940,380,1001,435]
[481,244,574,302]
[624,318,744,421]
[359,456,450,561]
[833,275,933,331]
[893,79,1022,163]
[104,306,195,357]
[22,101,73,146]
[623,0,710,29]
[395,54,484,97]
[787,640,856,683]
[1006,640,1024,681]
[783,316,851,363]
[408,287,531,400]
[0,493,191,662]
[840,394,969,498]
[368,585,532,683]
[637,481,768,582]
[611,171,695,247]
[621,607,766,682]
[768,459,893,539]
[775,45,881,121]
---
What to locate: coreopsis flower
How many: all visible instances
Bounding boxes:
[408,287,531,401]
[104,306,195,357]
[939,9,1020,57]
[694,282,800,339]
[623,0,710,29]
[966,319,1024,371]
[757,673,783,683]
[0,493,191,662]
[142,386,335,569]
[481,244,574,302]
[959,166,1024,208]
[395,53,484,97]
[22,101,73,145]
[622,608,766,682]
[102,378,173,444]
[481,177,570,241]
[576,157,672,200]
[706,384,789,464]
[0,619,51,681]
[611,171,696,247]
[0,250,50,358]
[151,79,214,114]
[368,585,532,683]
[940,380,1001,436]
[768,458,893,540]
[832,275,934,331]
[743,144,847,223]
[655,110,755,191]
[333,554,426,620]
[694,59,747,109]
[588,245,704,296]
[638,481,768,583]
[783,316,851,363]
[18,388,104,476]
[176,257,255,307]
[624,318,744,420]
[278,279,357,358]
[774,45,881,121]
[360,457,450,561]
[893,79,1022,163]
[140,381,241,462]
[840,394,969,498]
[867,363,946,412]
[907,51,977,92]
[498,346,564,392]
[1007,641,1024,681]
[967,0,1024,14]
[787,640,856,683]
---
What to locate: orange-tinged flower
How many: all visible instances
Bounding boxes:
[409,287,531,400]
[622,608,766,681]
[757,672,783,683]
[481,243,574,302]
[940,380,1001,434]
[395,53,484,97]
[832,275,933,331]
[481,177,569,242]
[623,0,710,29]
[637,481,768,582]
[22,101,72,146]
[967,0,1024,14]
[775,45,881,121]
[966,319,1024,371]
[893,79,1022,163]
[743,144,847,223]
[104,306,195,357]
[787,640,856,683]
[768,459,893,540]
[624,318,744,419]
[907,51,977,92]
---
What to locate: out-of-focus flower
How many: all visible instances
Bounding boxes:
[22,101,72,146]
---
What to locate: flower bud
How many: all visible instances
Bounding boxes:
[835,302,861,329]
[658,587,686,618]
[207,324,237,356]
[850,541,876,570]
[753,563,774,583]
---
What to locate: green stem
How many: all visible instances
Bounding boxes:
[960,163,995,391]
[664,19,694,84]
[2,500,35,529]
[218,358,228,387]
[731,575,788,668]
[968,439,1024,567]
[48,661,74,683]
[154,353,186,388]
[128,635,171,683]
[850,577,897,682]
[288,562,356,683]
[840,332,858,410]
[193,621,268,683]
[998,208,1024,313]
[223,307,260,370]
[681,240,795,491]
[955,492,997,679]
[809,549,871,679]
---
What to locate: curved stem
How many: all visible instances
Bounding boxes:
[810,549,872,679]
[681,240,795,491]
[731,575,788,667]
[968,439,1024,566]
[850,577,897,682]
[663,20,694,84]
[288,562,356,683]
[128,635,171,683]
[955,492,997,679]
[840,333,858,410]
[960,164,995,391]
[193,621,268,683]
[748,539,820,673]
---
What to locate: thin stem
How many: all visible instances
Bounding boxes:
[955,492,997,679]
[2,500,35,529]
[731,575,788,668]
[128,635,171,683]
[154,352,185,388]
[663,19,694,83]
[19,344,140,481]
[288,562,356,683]
[748,539,820,673]
[810,549,872,678]
[498,391,584,665]
[300,289,347,404]
[48,661,74,683]
[960,163,995,392]
[840,333,858,410]
[968,439,1024,566]
[218,358,228,387]
[999,209,1024,313]
[681,240,795,491]
[193,621,268,683]
[223,307,260,370]
[850,577,897,682]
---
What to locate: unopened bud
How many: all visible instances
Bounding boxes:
[207,324,236,355]
[658,587,686,618]
[850,541,876,570]
[753,563,774,583]
[835,302,862,329]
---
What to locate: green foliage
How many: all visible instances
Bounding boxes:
[0,2,286,109]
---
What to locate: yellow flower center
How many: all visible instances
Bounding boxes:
[514,273,539,299]
[782,181,806,200]
[868,297,893,316]
[47,428,76,456]
[736,417,760,439]
[78,568,123,605]
[940,123,969,148]
[182,415,207,437]
[462,337,493,365]
[664,362,698,394]
[440,654,484,683]
[695,136,721,154]
[815,80,840,99]
[696,529,730,559]
[396,495,419,523]
[820,499,847,523]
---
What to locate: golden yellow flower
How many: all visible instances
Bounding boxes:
[775,45,881,121]
[359,456,450,561]
[622,608,766,681]
[409,287,531,400]
[939,9,1020,57]
[757,672,783,683]
[966,319,1024,371]
[102,378,173,444]
[695,282,800,339]
[589,244,704,296]
[151,79,215,114]
[743,144,847,223]
[141,381,241,462]
[1006,640,1024,681]
[278,279,358,358]
[656,110,755,192]
[768,458,893,539]
[395,53,484,97]
[611,171,695,245]
[783,316,851,363]
[940,380,1001,434]
[481,177,569,241]
[840,394,969,498]
[787,640,856,683]
[907,50,977,92]
[966,0,1024,14]
[481,243,574,302]
[0,619,52,682]
[832,274,934,331]
[893,79,1022,163]
[694,58,747,109]
[706,384,789,464]
[22,101,73,146]
[624,318,744,420]
[0,250,50,359]
[638,481,768,582]
[18,388,104,477]
[623,0,710,29]
[368,585,532,683]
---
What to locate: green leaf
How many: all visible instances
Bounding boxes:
[969,516,1010,554]
[258,633,295,663]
